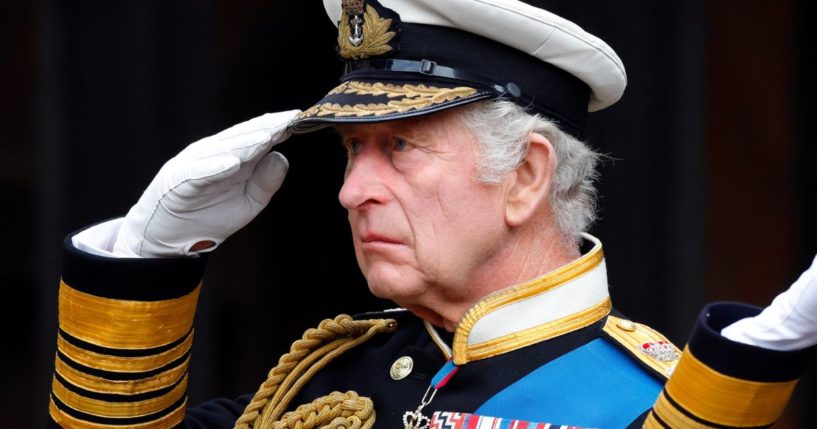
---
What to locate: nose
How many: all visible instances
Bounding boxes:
[338,145,390,210]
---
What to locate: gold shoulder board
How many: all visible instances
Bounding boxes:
[602,315,681,379]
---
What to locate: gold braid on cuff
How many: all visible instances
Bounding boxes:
[50,280,201,427]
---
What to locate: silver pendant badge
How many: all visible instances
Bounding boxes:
[402,386,437,429]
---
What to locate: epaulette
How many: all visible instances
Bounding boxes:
[601,315,681,380]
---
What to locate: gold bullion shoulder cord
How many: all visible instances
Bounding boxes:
[234,314,397,429]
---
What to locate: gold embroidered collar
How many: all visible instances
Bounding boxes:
[443,233,611,365]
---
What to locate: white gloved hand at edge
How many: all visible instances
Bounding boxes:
[114,110,301,257]
[721,254,817,351]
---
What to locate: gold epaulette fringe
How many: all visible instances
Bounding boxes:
[234,314,397,429]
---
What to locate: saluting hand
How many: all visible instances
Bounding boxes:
[113,110,301,257]
[722,254,817,351]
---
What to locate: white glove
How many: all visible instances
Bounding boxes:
[114,110,301,257]
[722,254,817,351]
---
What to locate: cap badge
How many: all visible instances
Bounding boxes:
[338,0,398,60]
[342,0,365,46]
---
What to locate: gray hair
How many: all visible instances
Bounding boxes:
[457,99,601,242]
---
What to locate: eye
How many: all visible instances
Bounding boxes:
[393,138,410,152]
[344,138,362,155]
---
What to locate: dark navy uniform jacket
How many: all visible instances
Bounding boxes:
[47,233,812,428]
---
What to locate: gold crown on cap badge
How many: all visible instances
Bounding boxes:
[338,0,397,60]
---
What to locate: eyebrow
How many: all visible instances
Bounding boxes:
[335,120,431,142]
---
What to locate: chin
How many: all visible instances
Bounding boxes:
[364,266,426,302]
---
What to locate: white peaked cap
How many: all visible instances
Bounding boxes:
[323,0,627,111]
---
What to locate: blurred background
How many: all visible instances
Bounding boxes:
[2,0,815,427]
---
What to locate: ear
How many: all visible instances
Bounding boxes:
[504,132,557,227]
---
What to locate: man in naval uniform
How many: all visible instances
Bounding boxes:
[47,0,817,428]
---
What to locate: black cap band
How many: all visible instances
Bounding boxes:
[346,59,515,97]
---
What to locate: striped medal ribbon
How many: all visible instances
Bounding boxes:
[403,359,459,429]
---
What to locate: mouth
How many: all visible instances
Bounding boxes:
[359,233,404,246]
